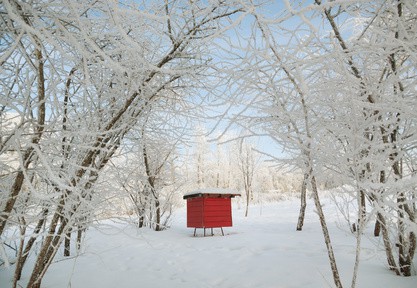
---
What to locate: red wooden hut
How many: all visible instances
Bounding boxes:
[183,188,240,236]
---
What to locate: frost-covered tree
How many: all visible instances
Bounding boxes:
[106,114,185,231]
[236,139,259,217]
[223,0,417,286]
[303,0,417,278]
[0,0,246,287]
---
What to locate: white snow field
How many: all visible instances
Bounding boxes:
[1,197,416,288]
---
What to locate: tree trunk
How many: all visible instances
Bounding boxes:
[245,196,249,217]
[13,209,48,282]
[0,170,25,236]
[359,188,366,223]
[374,220,381,237]
[64,230,71,257]
[351,182,368,288]
[310,175,343,288]
[77,227,84,252]
[26,192,70,288]
[26,220,63,288]
[155,199,161,231]
[296,173,308,231]
[351,227,362,288]
[397,190,416,276]
[139,214,144,228]
[0,147,37,236]
[13,218,26,288]
[373,171,385,237]
[244,181,250,217]
[377,212,401,275]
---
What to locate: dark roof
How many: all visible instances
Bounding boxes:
[183,188,241,199]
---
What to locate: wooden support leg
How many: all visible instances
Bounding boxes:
[211,228,214,236]
[204,228,206,237]
[221,227,224,236]
[193,228,196,237]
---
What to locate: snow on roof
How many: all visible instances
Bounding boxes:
[183,188,241,198]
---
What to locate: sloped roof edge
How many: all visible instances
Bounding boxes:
[183,188,241,199]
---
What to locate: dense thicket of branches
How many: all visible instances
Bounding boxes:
[222,0,417,285]
[0,0,245,287]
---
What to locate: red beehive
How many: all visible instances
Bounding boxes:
[183,188,240,236]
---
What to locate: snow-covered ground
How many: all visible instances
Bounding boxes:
[1,197,416,288]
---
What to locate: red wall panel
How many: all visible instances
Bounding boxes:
[186,196,233,228]
[187,197,204,227]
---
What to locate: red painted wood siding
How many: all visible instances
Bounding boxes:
[186,197,232,228]
[187,197,204,227]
